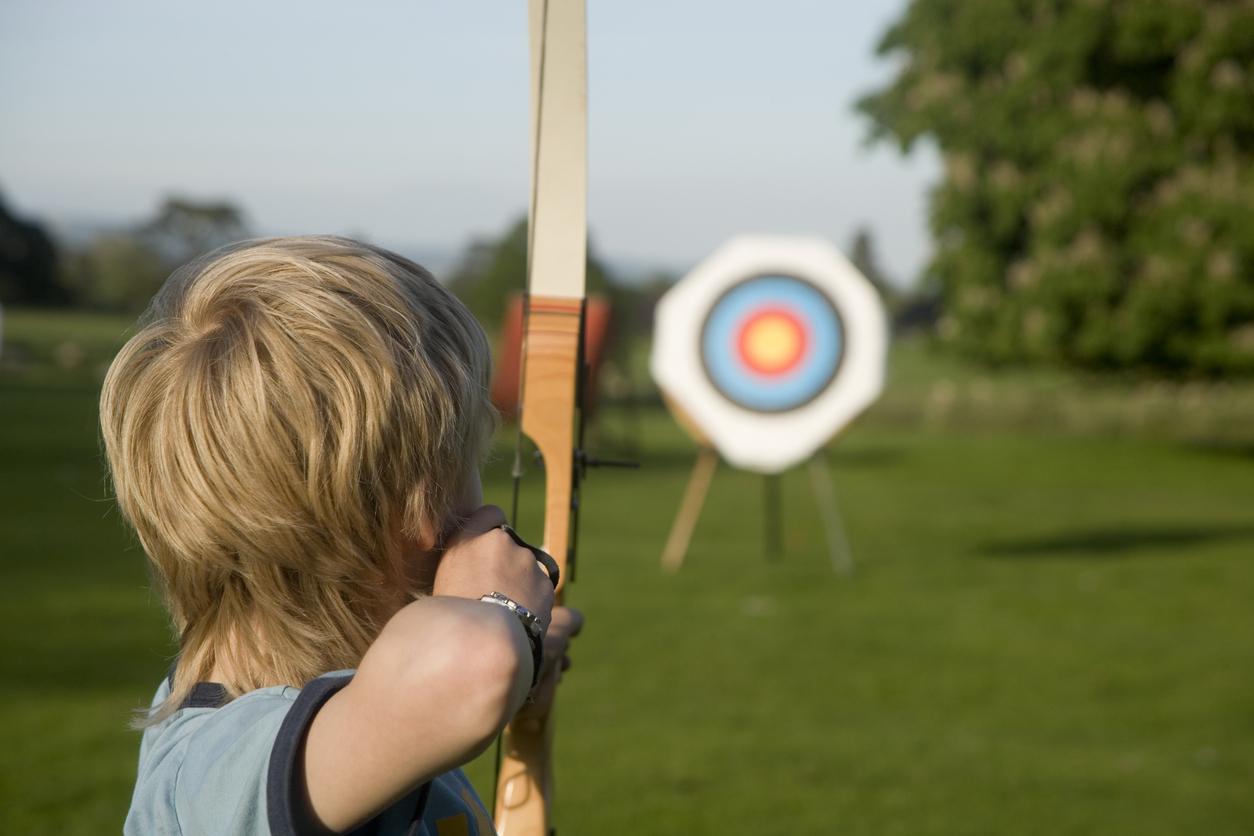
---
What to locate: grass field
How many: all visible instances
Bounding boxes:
[2,309,1252,834]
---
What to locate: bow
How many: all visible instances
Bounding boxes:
[493,1,587,833]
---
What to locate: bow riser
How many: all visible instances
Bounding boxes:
[518,299,582,599]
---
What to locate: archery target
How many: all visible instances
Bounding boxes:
[651,236,887,474]
[701,276,844,413]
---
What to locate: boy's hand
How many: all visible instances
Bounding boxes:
[434,505,555,624]
[436,506,586,716]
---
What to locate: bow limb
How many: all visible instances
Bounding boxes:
[494,1,587,834]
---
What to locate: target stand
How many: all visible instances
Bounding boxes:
[659,442,856,575]
[651,236,887,574]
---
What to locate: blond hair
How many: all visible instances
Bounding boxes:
[101,236,494,720]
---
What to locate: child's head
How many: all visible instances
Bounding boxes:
[101,236,495,709]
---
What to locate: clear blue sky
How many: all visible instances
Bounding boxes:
[1,0,939,284]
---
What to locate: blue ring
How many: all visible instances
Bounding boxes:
[700,275,844,413]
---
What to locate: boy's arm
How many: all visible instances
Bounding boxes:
[301,596,532,832]
[301,510,556,833]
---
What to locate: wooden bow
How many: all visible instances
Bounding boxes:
[493,1,587,833]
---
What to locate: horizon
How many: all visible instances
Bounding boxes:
[1,0,940,288]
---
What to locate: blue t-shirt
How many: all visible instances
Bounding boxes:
[125,671,496,835]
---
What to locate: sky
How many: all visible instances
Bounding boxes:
[0,0,939,285]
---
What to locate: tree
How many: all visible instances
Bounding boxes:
[859,0,1254,374]
[0,192,68,306]
[141,197,249,266]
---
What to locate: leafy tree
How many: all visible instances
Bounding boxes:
[0,192,68,306]
[141,197,249,265]
[860,0,1254,374]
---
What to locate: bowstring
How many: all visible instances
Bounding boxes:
[494,0,550,814]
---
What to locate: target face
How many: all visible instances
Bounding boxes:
[701,276,844,413]
[651,236,887,474]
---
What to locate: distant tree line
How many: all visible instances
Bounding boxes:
[0,194,669,363]
[861,0,1254,374]
[0,191,249,313]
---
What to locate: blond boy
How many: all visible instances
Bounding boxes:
[103,236,581,835]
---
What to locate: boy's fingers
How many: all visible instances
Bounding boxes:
[548,607,584,639]
[519,619,582,718]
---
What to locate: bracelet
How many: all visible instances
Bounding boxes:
[479,592,544,690]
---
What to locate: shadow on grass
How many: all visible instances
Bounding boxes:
[1183,439,1254,460]
[977,524,1254,558]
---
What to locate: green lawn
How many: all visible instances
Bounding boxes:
[2,310,1252,834]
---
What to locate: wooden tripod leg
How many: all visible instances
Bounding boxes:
[763,474,782,562]
[808,454,855,575]
[661,447,719,573]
